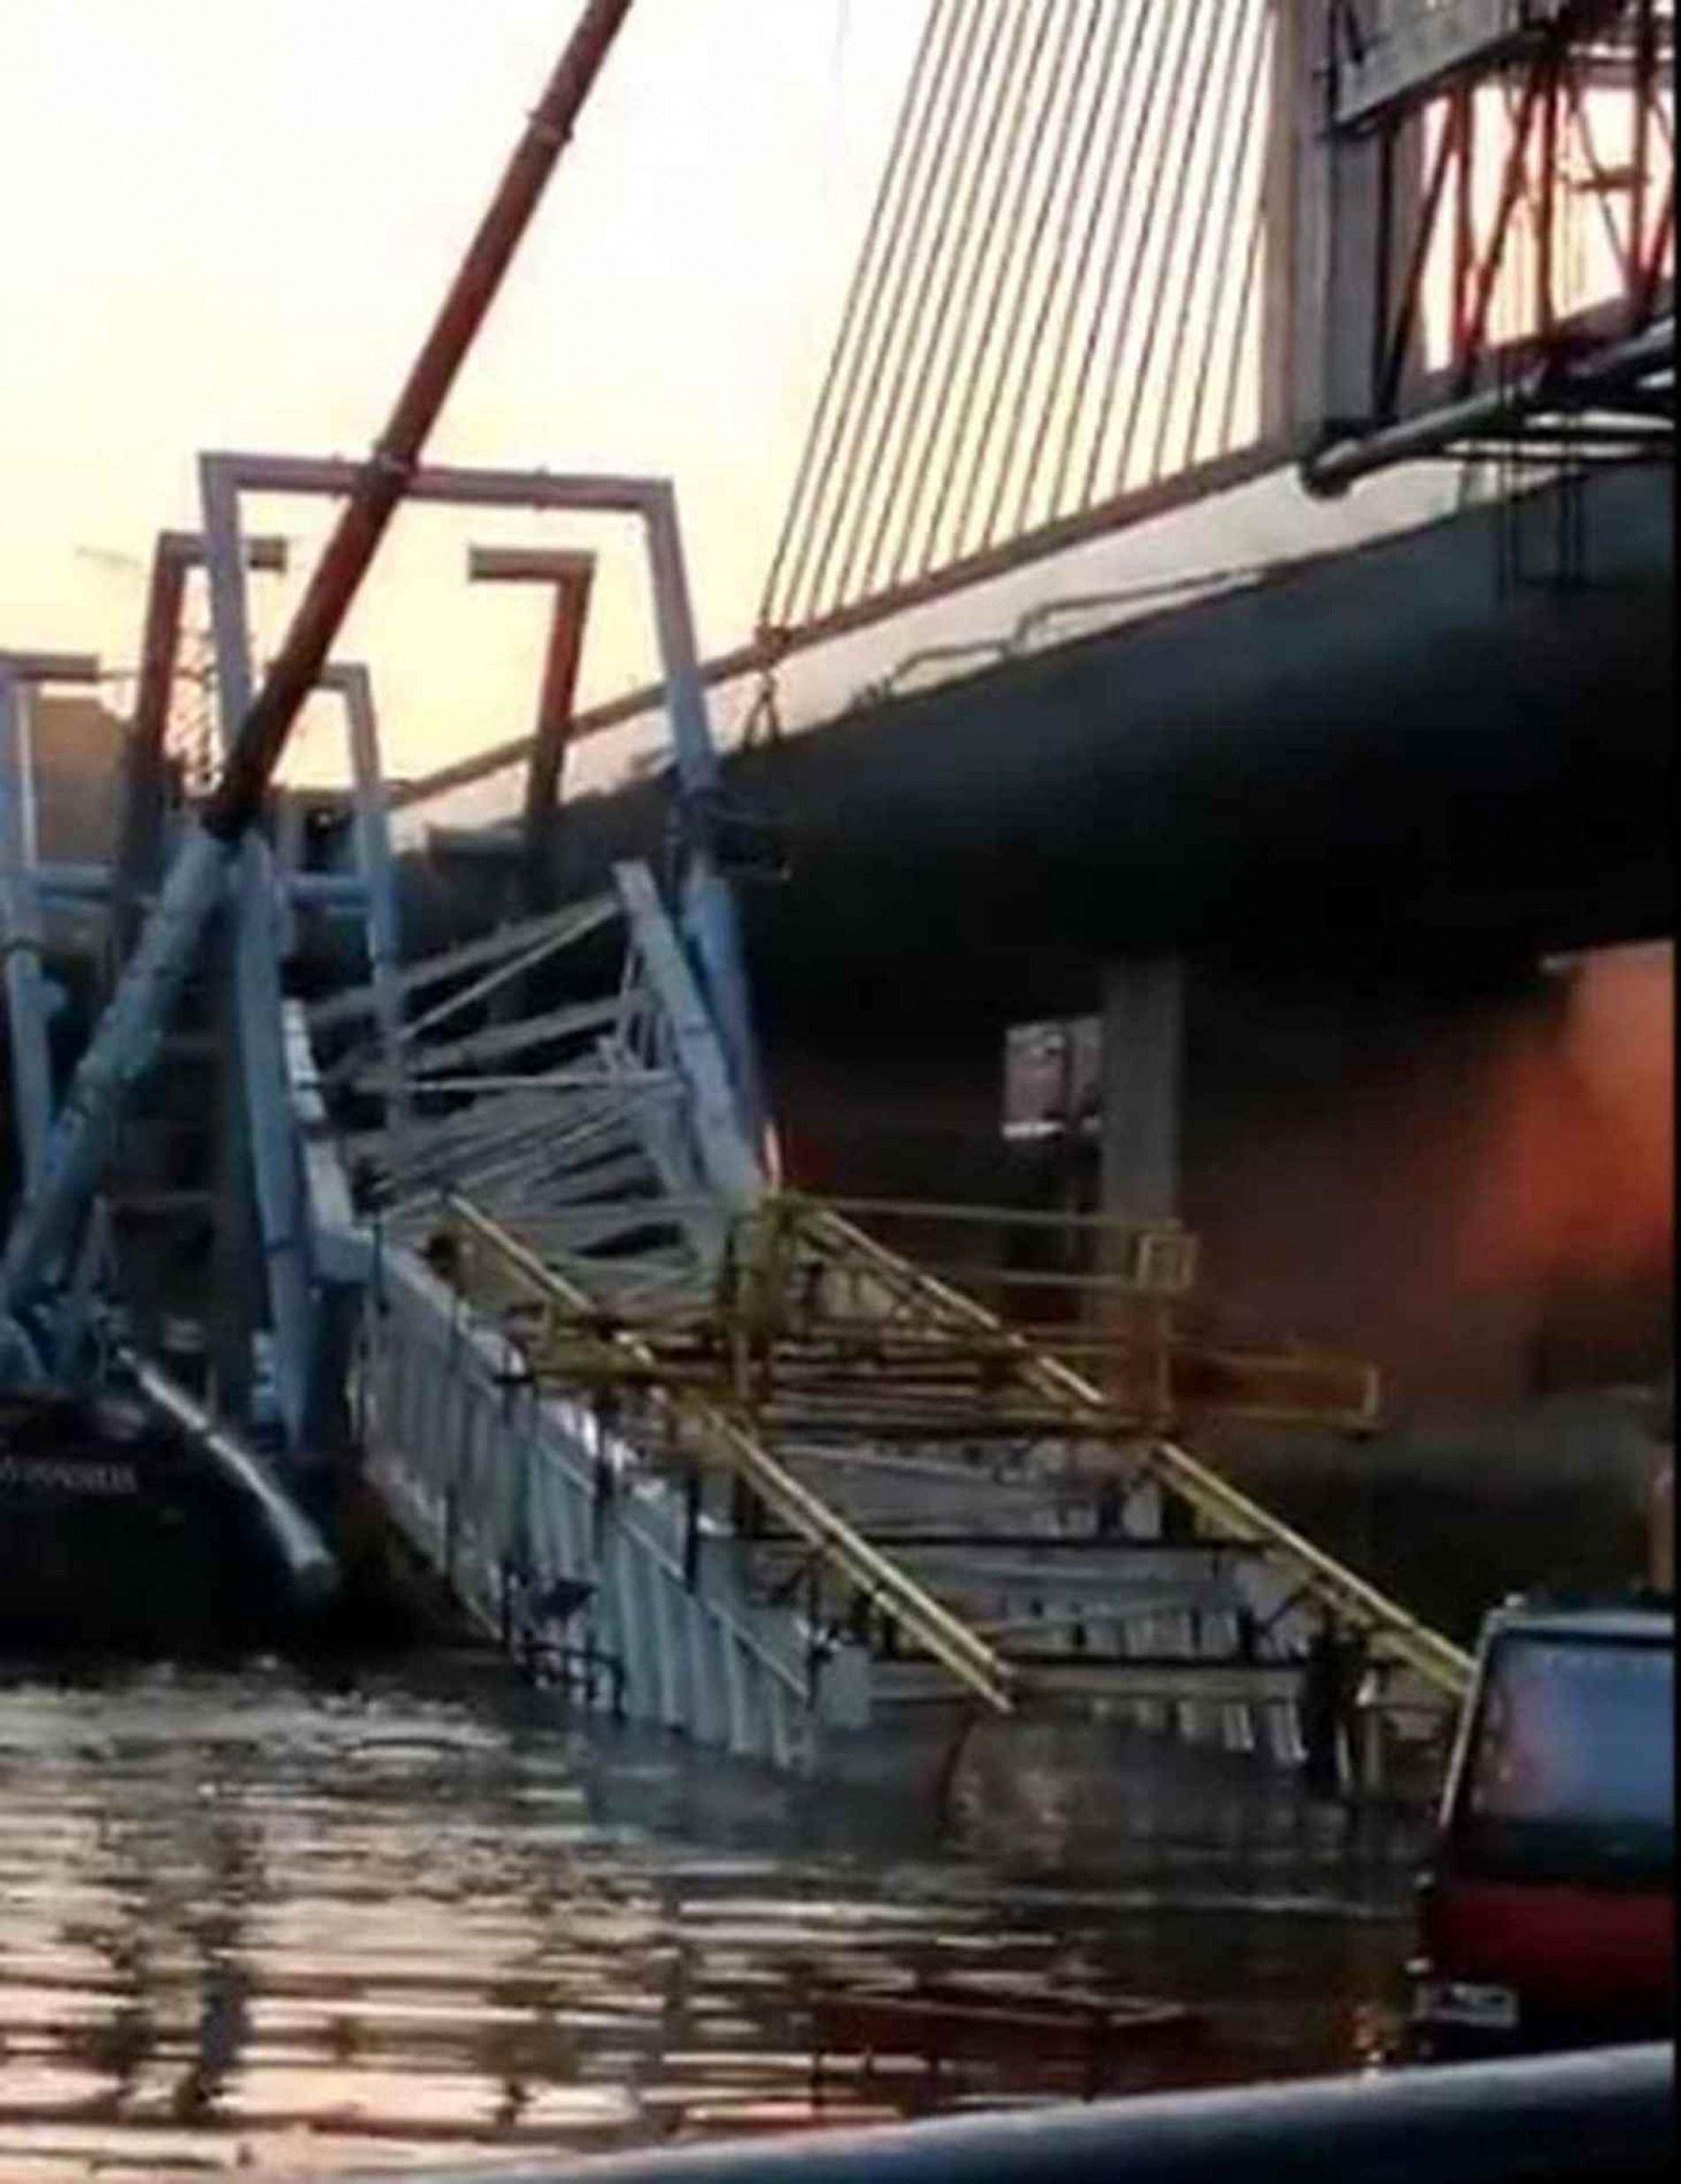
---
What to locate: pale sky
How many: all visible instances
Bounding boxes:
[1,1,922,784]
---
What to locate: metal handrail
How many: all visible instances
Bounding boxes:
[442,1194,1015,1717]
[805,1206,1473,1699]
[372,1233,811,1709]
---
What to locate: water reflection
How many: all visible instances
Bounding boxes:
[0,1659,1417,2178]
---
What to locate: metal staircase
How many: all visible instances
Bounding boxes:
[292,854,1472,1780]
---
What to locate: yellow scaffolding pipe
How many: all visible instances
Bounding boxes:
[805,1205,1473,1701]
[442,1195,1016,1717]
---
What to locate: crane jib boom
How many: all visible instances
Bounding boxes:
[0,0,639,1338]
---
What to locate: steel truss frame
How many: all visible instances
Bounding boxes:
[1305,0,1675,492]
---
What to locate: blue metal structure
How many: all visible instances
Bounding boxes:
[0,652,102,1201]
[0,0,642,1394]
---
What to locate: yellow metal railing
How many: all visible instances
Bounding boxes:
[439,1195,1016,1716]
[434,1189,1469,1710]
[806,1206,1471,1700]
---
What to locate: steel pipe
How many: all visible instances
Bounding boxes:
[1303,316,1675,495]
[334,2044,1673,2183]
[205,452,670,515]
[121,1348,337,1611]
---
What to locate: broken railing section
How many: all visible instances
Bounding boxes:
[312,859,754,1326]
[289,856,882,1757]
[800,1204,1468,1704]
[481,1188,1380,1444]
[355,1224,823,1768]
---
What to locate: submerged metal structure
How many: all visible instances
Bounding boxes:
[27,0,1657,1765]
[2,414,1475,1768]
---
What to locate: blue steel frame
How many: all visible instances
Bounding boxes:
[191,453,765,1454]
[0,653,102,1202]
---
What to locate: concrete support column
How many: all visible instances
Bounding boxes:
[1099,958,1184,1228]
[1100,958,1185,1433]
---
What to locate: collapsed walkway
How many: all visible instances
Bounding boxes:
[295,857,1471,1778]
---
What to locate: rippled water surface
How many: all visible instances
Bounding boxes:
[0,1655,1419,2180]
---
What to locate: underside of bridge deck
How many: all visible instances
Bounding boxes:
[467,465,1672,1039]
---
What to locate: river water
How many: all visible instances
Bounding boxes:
[0,1652,1419,2182]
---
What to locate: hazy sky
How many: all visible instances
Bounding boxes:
[1,1,921,782]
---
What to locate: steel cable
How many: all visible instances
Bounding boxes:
[1150,0,1266,481]
[892,0,1085,586]
[760,0,947,635]
[829,0,1014,609]
[796,0,985,623]
[932,0,1100,572]
[860,0,1050,598]
[1186,24,1274,472]
[1004,0,1150,541]
[1096,0,1230,503]
[1047,0,1184,516]
[765,0,1283,641]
